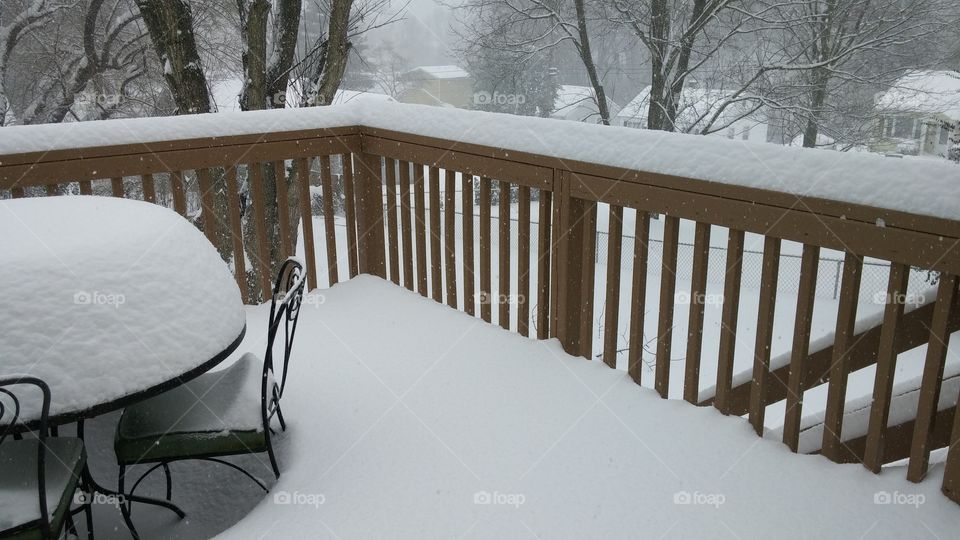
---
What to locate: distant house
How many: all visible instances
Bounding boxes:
[613,85,769,143]
[872,70,960,158]
[398,65,473,108]
[550,85,620,124]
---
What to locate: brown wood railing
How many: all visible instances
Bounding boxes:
[2,112,960,504]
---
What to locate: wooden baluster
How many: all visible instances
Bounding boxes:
[907,274,958,482]
[171,171,187,216]
[197,168,218,247]
[684,222,712,403]
[578,200,598,359]
[354,153,386,278]
[629,211,651,385]
[942,381,960,502]
[822,252,864,461]
[429,167,442,302]
[499,181,512,330]
[385,158,400,285]
[444,170,458,308]
[462,174,476,316]
[225,167,249,300]
[272,161,292,258]
[536,190,552,339]
[400,161,414,291]
[603,205,624,367]
[142,173,157,204]
[748,236,781,434]
[11,187,25,198]
[320,155,339,286]
[78,180,92,196]
[111,177,124,198]
[413,163,428,296]
[783,244,821,452]
[296,157,318,289]
[517,185,531,336]
[342,155,359,278]
[863,262,910,472]
[479,177,493,323]
[45,184,58,196]
[248,163,273,300]
[715,229,745,414]
[656,216,680,397]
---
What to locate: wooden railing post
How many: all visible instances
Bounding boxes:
[552,170,591,357]
[353,152,386,278]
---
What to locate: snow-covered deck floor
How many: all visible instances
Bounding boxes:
[85,276,960,538]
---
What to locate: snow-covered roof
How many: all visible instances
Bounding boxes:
[329,90,396,106]
[404,65,471,80]
[209,78,394,111]
[551,85,619,122]
[876,70,960,120]
[616,85,764,132]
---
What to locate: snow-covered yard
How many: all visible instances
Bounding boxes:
[76,276,960,539]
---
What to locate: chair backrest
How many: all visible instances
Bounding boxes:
[0,376,53,538]
[262,258,307,402]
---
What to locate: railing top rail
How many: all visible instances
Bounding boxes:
[1,100,958,228]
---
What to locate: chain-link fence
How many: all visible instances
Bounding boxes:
[594,230,935,304]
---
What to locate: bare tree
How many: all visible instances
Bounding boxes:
[453,0,615,124]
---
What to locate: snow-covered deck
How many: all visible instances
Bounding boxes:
[80,276,960,539]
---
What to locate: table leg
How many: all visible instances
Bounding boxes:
[75,420,185,539]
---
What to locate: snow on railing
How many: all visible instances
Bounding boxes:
[2,102,960,504]
[1,100,958,219]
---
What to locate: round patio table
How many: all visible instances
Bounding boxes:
[0,195,247,533]
[0,195,246,426]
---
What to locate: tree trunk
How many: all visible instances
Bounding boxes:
[138,0,233,265]
[238,0,270,111]
[573,0,610,125]
[313,0,354,106]
[137,0,211,114]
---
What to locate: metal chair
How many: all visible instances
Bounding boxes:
[113,258,306,530]
[0,376,90,540]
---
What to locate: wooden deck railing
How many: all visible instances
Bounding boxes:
[2,109,960,504]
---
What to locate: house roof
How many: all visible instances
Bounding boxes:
[875,70,960,120]
[404,65,471,80]
[615,85,763,132]
[329,90,396,106]
[551,85,620,122]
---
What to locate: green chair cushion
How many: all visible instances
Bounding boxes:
[0,438,85,540]
[115,352,268,465]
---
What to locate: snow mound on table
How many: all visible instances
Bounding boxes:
[0,196,245,422]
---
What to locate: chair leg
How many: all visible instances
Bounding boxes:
[84,492,95,540]
[162,463,172,501]
[275,401,287,432]
[118,465,140,540]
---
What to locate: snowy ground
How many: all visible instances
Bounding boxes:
[75,277,960,538]
[299,183,956,437]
